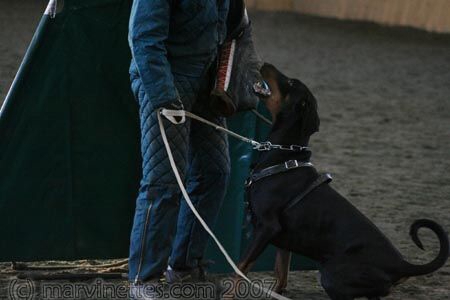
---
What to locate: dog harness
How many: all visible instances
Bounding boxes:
[245,159,313,187]
[245,159,333,209]
[284,172,332,210]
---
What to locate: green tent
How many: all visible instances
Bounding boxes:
[0,0,315,272]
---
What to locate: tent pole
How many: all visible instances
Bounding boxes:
[44,0,58,18]
[0,0,55,121]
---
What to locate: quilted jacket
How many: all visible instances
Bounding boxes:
[128,0,229,109]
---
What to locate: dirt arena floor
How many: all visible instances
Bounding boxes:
[1,1,449,299]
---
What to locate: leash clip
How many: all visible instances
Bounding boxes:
[253,141,272,152]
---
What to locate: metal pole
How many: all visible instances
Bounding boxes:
[0,0,56,120]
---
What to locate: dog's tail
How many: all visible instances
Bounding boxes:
[401,219,449,277]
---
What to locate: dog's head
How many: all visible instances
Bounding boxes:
[260,63,320,139]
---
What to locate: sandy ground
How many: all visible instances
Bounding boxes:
[0,0,47,100]
[1,1,449,299]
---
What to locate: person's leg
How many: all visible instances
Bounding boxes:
[128,76,200,283]
[168,98,231,272]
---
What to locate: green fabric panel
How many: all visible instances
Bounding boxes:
[0,0,315,272]
[0,15,76,259]
[204,110,257,272]
[0,0,141,261]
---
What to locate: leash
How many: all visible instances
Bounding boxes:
[162,108,308,153]
[251,108,273,125]
[158,108,291,300]
[161,109,262,147]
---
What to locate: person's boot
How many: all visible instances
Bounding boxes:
[129,275,166,300]
[164,264,208,284]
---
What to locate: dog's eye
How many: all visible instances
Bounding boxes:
[302,102,306,107]
[288,79,295,86]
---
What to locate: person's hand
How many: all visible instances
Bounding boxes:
[162,97,185,124]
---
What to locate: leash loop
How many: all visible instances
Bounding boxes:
[160,109,186,124]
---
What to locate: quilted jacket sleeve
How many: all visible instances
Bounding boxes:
[128,0,178,109]
[217,0,230,44]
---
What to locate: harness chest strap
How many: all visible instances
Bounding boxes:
[245,159,332,211]
[284,173,333,211]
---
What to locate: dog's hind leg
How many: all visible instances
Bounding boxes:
[274,248,292,293]
[320,267,354,300]
[327,294,353,300]
[321,263,390,300]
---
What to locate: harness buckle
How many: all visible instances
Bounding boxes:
[284,160,299,169]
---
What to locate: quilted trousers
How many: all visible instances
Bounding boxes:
[128,73,231,283]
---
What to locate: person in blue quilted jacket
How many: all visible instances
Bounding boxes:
[127,0,231,289]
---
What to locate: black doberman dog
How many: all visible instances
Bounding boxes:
[238,63,449,300]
